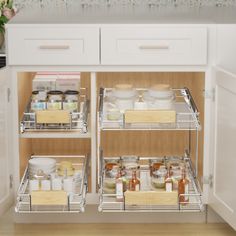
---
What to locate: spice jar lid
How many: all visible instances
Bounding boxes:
[32,90,40,95]
[64,90,79,95]
[48,90,63,95]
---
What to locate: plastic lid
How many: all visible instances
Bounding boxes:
[151,84,171,91]
[64,90,79,95]
[48,90,63,95]
[115,84,134,90]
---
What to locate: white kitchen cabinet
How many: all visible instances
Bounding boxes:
[101,27,207,65]
[207,25,236,231]
[0,68,14,216]
[7,26,100,65]
[0,6,235,228]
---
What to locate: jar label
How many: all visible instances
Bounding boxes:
[185,183,189,201]
[47,102,62,110]
[135,184,140,191]
[31,102,46,111]
[166,182,172,192]
[63,102,78,111]
[116,181,123,197]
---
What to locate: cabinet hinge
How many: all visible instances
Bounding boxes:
[203,88,215,101]
[7,88,11,102]
[9,174,13,189]
[203,175,213,188]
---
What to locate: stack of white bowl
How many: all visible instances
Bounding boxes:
[28,157,56,177]
[112,84,137,112]
[143,84,175,110]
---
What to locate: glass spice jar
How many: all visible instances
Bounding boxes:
[31,90,47,111]
[63,90,79,112]
[47,90,63,110]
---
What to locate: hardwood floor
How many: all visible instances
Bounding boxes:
[0,211,236,236]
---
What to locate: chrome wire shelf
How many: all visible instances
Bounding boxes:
[98,155,203,212]
[99,87,201,131]
[20,88,89,133]
[15,155,89,213]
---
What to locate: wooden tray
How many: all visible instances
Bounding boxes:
[31,191,68,206]
[124,191,178,206]
[124,110,176,124]
[36,110,71,124]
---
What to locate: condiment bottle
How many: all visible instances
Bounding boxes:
[116,170,124,202]
[129,170,140,191]
[178,167,189,205]
[165,167,173,192]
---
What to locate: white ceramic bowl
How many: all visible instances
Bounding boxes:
[29,158,56,168]
[112,84,137,99]
[143,91,175,110]
[148,84,174,99]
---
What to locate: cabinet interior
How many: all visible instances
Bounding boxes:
[17,72,92,191]
[97,72,205,185]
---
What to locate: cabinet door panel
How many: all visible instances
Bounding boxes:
[0,68,12,216]
[209,68,236,230]
[216,25,236,75]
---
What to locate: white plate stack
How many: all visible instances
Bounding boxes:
[28,157,56,177]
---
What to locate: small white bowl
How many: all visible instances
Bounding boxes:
[148,84,174,99]
[112,84,137,99]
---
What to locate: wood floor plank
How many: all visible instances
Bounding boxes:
[1,217,236,236]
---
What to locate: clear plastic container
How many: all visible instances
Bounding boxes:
[152,166,167,189]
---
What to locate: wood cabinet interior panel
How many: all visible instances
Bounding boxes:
[101,131,189,157]
[19,138,32,177]
[81,72,91,98]
[17,72,34,121]
[97,72,205,184]
[31,138,90,155]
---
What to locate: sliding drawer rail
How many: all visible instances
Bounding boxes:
[20,88,89,133]
[99,87,201,131]
[98,155,203,213]
[15,155,89,213]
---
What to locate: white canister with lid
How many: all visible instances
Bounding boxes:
[113,84,136,112]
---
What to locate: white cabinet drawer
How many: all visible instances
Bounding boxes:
[101,27,207,65]
[7,27,99,65]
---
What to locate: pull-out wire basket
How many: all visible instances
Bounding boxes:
[99,155,203,212]
[15,155,89,213]
[20,88,89,133]
[99,87,201,131]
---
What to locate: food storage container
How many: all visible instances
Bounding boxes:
[152,166,167,189]
[63,90,79,112]
[47,90,63,110]
[112,84,137,112]
[31,91,47,111]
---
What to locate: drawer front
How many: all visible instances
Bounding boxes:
[101,27,207,65]
[7,27,99,65]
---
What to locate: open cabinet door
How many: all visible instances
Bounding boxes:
[208,68,236,230]
[0,67,13,216]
